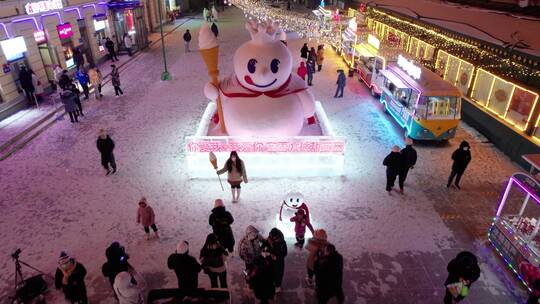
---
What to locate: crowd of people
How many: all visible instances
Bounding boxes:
[52,194,345,304]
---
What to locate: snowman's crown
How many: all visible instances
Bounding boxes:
[245,20,279,44]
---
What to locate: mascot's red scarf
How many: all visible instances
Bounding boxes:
[219,74,307,98]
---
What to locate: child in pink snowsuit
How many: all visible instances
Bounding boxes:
[290,209,307,248]
[136,197,159,240]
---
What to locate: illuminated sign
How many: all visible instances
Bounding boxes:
[348,18,357,31]
[93,19,106,31]
[33,30,46,43]
[186,140,345,153]
[56,23,73,39]
[367,34,380,50]
[25,0,63,15]
[397,55,421,80]
[0,37,28,61]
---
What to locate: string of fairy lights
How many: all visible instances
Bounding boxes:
[230,0,337,44]
[365,8,540,86]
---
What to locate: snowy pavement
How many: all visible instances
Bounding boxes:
[0,8,528,303]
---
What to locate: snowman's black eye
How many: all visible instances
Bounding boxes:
[248,59,257,73]
[297,198,300,202]
[270,59,280,73]
[290,198,293,202]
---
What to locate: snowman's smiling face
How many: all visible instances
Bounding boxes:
[283,192,304,209]
[234,40,292,92]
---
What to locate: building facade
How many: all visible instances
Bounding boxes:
[0,0,170,119]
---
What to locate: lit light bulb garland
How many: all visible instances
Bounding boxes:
[365,8,540,88]
[231,0,338,44]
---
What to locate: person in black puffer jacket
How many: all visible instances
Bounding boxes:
[265,228,287,292]
[444,251,480,304]
[96,129,117,175]
[447,140,471,190]
[383,145,404,194]
[399,138,417,194]
[167,240,201,291]
[247,251,275,304]
[200,233,228,288]
[209,199,235,253]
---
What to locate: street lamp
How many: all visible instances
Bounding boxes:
[157,0,171,80]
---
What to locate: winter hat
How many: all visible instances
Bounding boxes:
[58,251,72,266]
[314,229,327,240]
[405,138,413,146]
[246,225,259,240]
[176,241,189,254]
[139,197,147,205]
[214,199,224,208]
[391,145,400,153]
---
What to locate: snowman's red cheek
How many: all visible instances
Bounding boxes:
[244,75,254,85]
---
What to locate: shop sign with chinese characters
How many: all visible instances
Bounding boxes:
[25,0,63,15]
[57,23,73,39]
[33,30,46,44]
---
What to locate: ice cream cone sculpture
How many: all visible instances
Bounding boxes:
[209,151,224,191]
[199,22,226,133]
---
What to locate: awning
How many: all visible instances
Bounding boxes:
[380,69,408,89]
[354,43,377,58]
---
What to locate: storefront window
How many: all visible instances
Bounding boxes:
[506,87,538,131]
[62,40,75,68]
[487,77,513,117]
[471,69,493,106]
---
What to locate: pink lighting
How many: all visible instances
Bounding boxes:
[496,175,540,218]
[56,23,73,39]
[186,140,345,153]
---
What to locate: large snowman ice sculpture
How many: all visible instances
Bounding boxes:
[276,191,314,238]
[204,21,316,136]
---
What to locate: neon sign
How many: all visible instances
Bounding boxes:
[33,30,46,43]
[186,140,345,153]
[367,34,380,50]
[56,23,73,39]
[25,0,63,15]
[397,55,421,80]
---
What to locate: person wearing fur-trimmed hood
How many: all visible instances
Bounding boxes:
[113,271,143,304]
[238,225,264,270]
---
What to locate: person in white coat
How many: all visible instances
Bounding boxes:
[123,33,133,56]
[113,271,143,304]
[31,71,43,102]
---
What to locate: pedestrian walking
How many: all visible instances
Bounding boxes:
[111,65,124,96]
[300,43,309,59]
[246,251,275,304]
[69,83,84,117]
[209,198,235,253]
[136,197,159,240]
[31,71,44,102]
[238,225,264,270]
[102,241,133,299]
[105,37,119,61]
[216,151,248,203]
[316,45,325,71]
[183,30,192,53]
[266,228,287,292]
[75,67,90,100]
[306,229,329,287]
[211,22,219,37]
[399,138,417,194]
[447,140,471,190]
[19,66,36,104]
[96,129,116,175]
[200,233,228,288]
[113,271,144,304]
[444,251,480,304]
[383,145,403,194]
[123,33,133,56]
[314,244,344,304]
[306,58,315,86]
[290,209,308,248]
[88,66,103,99]
[60,88,79,123]
[297,62,307,80]
[167,240,201,291]
[55,251,88,304]
[308,47,317,65]
[334,69,346,98]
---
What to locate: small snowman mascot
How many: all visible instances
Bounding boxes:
[277,191,314,237]
[204,20,316,136]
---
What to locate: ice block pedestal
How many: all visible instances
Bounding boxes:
[185,101,345,178]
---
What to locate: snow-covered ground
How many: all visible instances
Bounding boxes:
[0,8,527,303]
